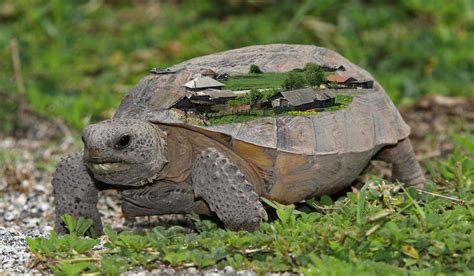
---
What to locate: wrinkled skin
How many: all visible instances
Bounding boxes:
[53,116,424,234]
[53,44,427,234]
[53,119,267,234]
[81,119,168,186]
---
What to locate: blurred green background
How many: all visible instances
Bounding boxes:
[1,0,473,131]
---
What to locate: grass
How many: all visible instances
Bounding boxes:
[26,133,474,274]
[207,94,353,125]
[207,109,276,125]
[222,71,333,91]
[0,1,470,274]
[222,72,301,90]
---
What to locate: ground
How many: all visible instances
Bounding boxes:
[0,95,472,274]
[1,1,472,274]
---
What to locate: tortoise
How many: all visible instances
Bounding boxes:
[53,44,425,234]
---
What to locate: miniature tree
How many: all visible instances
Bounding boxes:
[261,88,278,101]
[249,64,263,74]
[282,72,305,90]
[247,89,263,106]
[229,89,263,107]
[227,96,249,107]
[304,63,324,87]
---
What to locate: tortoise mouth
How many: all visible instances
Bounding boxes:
[84,159,162,187]
[88,162,130,174]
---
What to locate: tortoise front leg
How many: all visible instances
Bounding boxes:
[191,148,268,232]
[120,180,210,216]
[375,138,425,188]
[53,152,103,234]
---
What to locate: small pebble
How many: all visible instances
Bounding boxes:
[39,202,50,212]
[16,194,27,205]
[224,266,236,276]
[4,212,15,221]
[187,267,198,274]
[236,271,256,276]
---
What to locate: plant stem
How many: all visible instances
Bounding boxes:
[10,38,28,118]
[62,257,101,263]
[416,189,465,205]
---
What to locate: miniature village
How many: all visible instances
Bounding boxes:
[152,63,374,124]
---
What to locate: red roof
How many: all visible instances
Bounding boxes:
[326,74,353,83]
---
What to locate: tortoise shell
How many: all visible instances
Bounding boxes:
[114,44,410,202]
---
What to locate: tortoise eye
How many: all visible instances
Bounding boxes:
[114,134,131,150]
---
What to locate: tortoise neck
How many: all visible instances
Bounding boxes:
[153,124,194,183]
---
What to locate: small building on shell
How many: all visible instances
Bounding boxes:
[320,64,346,72]
[326,74,373,89]
[269,88,336,112]
[200,89,237,104]
[184,76,225,92]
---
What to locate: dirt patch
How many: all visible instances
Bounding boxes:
[401,95,473,159]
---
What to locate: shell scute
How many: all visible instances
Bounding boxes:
[115,44,410,156]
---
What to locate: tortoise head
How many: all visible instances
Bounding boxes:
[82,118,168,186]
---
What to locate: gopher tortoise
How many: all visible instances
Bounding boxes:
[53,44,425,233]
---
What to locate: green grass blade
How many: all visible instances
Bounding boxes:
[357,182,370,226]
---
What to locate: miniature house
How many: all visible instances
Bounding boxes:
[183,96,211,113]
[326,74,373,89]
[255,100,272,109]
[326,75,357,86]
[320,65,346,72]
[172,88,238,114]
[184,76,225,91]
[202,89,237,104]
[182,89,235,113]
[170,96,193,110]
[191,101,213,113]
[269,88,335,112]
[168,93,212,113]
[150,67,178,75]
[348,80,374,89]
[167,91,196,112]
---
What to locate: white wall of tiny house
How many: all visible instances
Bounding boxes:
[271,97,285,107]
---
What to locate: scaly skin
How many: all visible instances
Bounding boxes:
[375,138,425,189]
[53,152,102,234]
[192,148,267,231]
[53,118,424,234]
[120,180,211,217]
[53,119,268,233]
[52,45,427,234]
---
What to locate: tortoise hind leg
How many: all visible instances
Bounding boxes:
[375,138,425,188]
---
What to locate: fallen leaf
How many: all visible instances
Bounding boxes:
[401,245,420,259]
